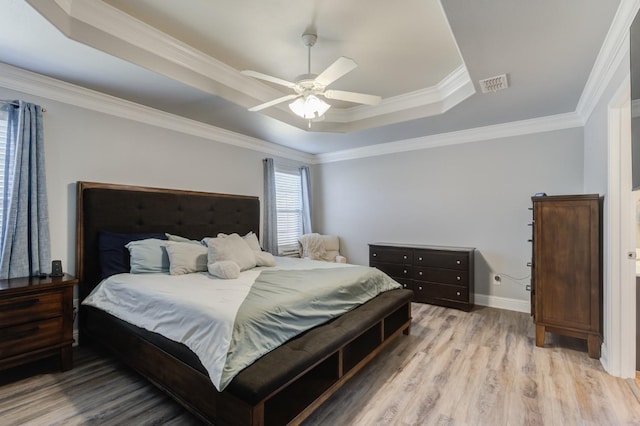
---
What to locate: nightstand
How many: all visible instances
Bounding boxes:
[0,274,78,372]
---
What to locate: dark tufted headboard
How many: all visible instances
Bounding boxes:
[76,181,260,301]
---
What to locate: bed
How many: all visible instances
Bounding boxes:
[76,181,413,426]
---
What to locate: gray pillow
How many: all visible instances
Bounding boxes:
[125,238,169,274]
[208,260,241,279]
[166,241,208,275]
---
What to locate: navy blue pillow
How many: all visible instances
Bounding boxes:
[98,230,167,279]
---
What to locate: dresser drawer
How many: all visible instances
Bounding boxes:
[370,247,413,264]
[423,283,468,303]
[394,278,414,291]
[413,267,468,286]
[414,250,468,270]
[0,291,63,327]
[371,262,412,280]
[0,317,64,358]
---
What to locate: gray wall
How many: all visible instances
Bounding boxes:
[312,128,585,302]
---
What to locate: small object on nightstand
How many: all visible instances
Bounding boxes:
[50,260,63,277]
[0,274,78,373]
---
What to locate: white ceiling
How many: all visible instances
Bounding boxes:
[0,0,623,154]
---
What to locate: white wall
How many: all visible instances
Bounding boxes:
[0,86,280,276]
[313,128,584,306]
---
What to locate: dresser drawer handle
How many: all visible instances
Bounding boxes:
[418,257,423,261]
[403,255,407,260]
[457,276,461,280]
[419,271,423,276]
[456,260,461,265]
[403,284,407,288]
[372,253,377,257]
[2,325,40,340]
[456,291,461,296]
[403,270,407,274]
[0,298,39,311]
[418,286,423,291]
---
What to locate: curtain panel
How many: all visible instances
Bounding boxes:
[262,158,278,255]
[0,101,51,278]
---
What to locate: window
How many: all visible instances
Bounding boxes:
[275,165,303,256]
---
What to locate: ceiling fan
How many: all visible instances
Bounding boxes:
[241,33,381,121]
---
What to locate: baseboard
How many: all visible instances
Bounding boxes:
[474,294,530,313]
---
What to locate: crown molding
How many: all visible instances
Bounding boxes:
[0,62,314,164]
[313,112,583,164]
[28,0,474,133]
[576,0,640,122]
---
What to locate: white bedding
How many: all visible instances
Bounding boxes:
[82,257,353,391]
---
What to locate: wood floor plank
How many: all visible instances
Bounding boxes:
[1,303,639,425]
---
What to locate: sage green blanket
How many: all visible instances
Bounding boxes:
[219,265,401,389]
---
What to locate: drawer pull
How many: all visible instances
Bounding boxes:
[403,255,407,260]
[418,271,423,276]
[2,325,40,340]
[0,298,39,311]
[403,284,407,288]
[456,291,461,296]
[418,286,423,291]
[418,257,423,261]
[457,276,461,280]
[403,270,407,274]
[456,260,461,265]
[372,253,377,257]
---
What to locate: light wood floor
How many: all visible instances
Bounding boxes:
[1,303,639,425]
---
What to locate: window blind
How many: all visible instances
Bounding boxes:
[275,167,303,256]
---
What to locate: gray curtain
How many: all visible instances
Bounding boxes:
[263,158,278,255]
[300,165,313,235]
[0,101,51,278]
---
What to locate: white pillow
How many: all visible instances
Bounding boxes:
[254,251,276,267]
[165,233,202,245]
[125,238,169,274]
[165,241,208,275]
[208,260,241,279]
[207,233,257,271]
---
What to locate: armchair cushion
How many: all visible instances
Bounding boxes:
[299,233,346,263]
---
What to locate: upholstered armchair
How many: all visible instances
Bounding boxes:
[298,233,347,263]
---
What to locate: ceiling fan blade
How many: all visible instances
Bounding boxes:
[241,70,297,89]
[248,94,299,112]
[315,57,358,87]
[324,90,381,105]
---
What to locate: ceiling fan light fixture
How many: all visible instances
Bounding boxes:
[289,95,331,119]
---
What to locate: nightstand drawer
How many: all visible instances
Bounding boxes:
[413,267,468,286]
[414,250,468,270]
[0,291,63,327]
[0,317,64,358]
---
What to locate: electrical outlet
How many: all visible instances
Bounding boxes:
[491,273,501,285]
[526,284,531,291]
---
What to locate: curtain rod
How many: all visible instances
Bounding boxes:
[0,100,47,112]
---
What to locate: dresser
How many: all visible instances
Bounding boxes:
[530,194,602,358]
[370,243,475,311]
[0,274,78,371]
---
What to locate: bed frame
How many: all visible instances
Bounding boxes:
[76,181,412,426]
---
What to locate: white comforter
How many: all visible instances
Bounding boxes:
[82,257,351,391]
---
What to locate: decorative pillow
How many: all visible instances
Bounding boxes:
[208,260,241,279]
[98,231,167,279]
[126,238,170,274]
[207,233,257,271]
[254,251,276,267]
[165,233,202,245]
[243,232,262,252]
[165,241,208,275]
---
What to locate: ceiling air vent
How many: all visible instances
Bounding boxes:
[479,74,509,93]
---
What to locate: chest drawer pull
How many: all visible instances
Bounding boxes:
[457,276,461,280]
[403,270,407,274]
[456,291,461,296]
[418,257,423,261]
[372,253,377,257]
[403,255,407,260]
[456,260,461,265]
[419,271,423,276]
[418,286,423,290]
[0,298,39,311]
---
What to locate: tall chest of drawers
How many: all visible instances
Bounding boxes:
[0,274,78,372]
[370,243,475,311]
